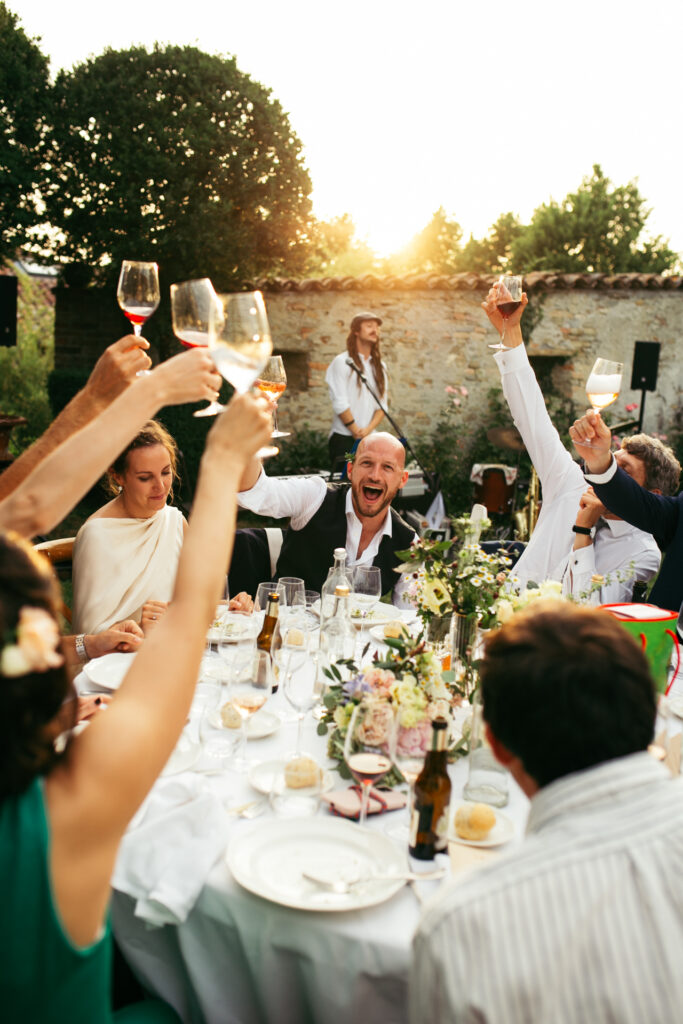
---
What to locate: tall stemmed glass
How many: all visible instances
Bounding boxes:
[489,274,523,352]
[256,355,290,439]
[210,291,277,458]
[228,648,274,771]
[117,260,160,338]
[343,699,395,827]
[388,707,432,841]
[584,358,623,447]
[170,278,224,418]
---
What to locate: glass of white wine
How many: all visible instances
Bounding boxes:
[584,357,624,448]
[210,291,276,457]
[170,278,225,418]
[256,355,290,439]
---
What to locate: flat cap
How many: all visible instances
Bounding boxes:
[350,311,383,330]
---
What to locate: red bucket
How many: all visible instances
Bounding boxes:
[600,603,681,695]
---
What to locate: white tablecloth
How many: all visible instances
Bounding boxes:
[86,636,531,1024]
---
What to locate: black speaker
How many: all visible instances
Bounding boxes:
[0,275,17,348]
[630,341,660,392]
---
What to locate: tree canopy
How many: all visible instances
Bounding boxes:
[42,45,314,287]
[0,2,50,262]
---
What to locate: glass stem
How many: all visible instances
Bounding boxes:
[359,780,372,825]
[273,404,279,434]
[295,712,304,756]
[133,323,143,338]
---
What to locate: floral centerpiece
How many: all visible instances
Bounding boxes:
[317,632,459,784]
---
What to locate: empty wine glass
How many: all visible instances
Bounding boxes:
[282,647,318,758]
[489,274,523,352]
[256,355,290,439]
[117,260,160,338]
[351,566,382,620]
[343,698,395,826]
[582,358,624,448]
[271,616,309,698]
[255,581,287,613]
[210,291,276,458]
[170,278,224,418]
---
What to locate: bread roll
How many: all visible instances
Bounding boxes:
[220,701,242,729]
[284,756,319,789]
[454,802,496,841]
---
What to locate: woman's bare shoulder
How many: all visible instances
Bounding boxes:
[84,498,124,523]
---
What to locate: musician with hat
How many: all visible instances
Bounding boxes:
[325,311,388,471]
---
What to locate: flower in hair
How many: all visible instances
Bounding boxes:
[1,607,64,677]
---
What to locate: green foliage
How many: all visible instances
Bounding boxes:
[0,267,54,452]
[510,165,678,274]
[306,215,379,277]
[269,424,328,475]
[43,45,314,289]
[0,3,50,260]
[385,207,463,274]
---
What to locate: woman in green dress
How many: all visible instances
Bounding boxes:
[0,392,272,1023]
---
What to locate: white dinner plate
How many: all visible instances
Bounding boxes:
[349,604,399,630]
[248,759,334,796]
[206,613,258,645]
[448,802,514,848]
[227,817,407,911]
[82,652,137,692]
[246,709,281,740]
[368,623,414,645]
[161,735,200,776]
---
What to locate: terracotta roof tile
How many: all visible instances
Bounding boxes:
[248,272,683,294]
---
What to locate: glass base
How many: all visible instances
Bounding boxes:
[194,401,226,418]
[272,430,290,438]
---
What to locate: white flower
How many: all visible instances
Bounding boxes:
[1,644,32,677]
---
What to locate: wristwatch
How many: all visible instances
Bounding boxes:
[572,524,593,536]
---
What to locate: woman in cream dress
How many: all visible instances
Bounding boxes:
[72,421,185,635]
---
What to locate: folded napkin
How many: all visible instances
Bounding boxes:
[321,785,407,820]
[112,775,228,927]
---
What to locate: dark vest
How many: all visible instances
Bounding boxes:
[275,486,415,594]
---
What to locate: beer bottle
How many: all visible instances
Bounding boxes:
[256,592,280,654]
[409,717,452,860]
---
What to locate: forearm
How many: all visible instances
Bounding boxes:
[0,377,166,538]
[366,407,385,432]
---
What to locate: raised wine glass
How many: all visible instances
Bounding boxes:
[343,698,395,827]
[117,260,160,338]
[170,278,224,418]
[256,355,290,439]
[489,274,523,352]
[210,291,277,458]
[583,357,624,448]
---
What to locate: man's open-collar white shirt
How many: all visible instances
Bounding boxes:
[494,344,660,601]
[237,469,413,601]
[411,752,683,1024]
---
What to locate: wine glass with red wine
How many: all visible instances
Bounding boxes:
[117,260,160,337]
[170,278,225,418]
[489,274,523,352]
[343,698,395,826]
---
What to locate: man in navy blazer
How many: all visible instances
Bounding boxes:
[571,410,682,612]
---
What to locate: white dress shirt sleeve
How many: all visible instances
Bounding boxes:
[559,528,661,603]
[237,470,327,531]
[584,456,619,484]
[494,345,582,505]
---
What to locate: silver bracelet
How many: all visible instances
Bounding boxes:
[75,634,89,662]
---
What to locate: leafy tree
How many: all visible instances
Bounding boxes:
[43,45,314,288]
[510,165,677,274]
[307,214,378,276]
[458,212,523,274]
[386,207,463,274]
[0,4,50,261]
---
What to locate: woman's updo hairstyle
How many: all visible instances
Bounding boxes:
[0,532,73,799]
[105,420,179,498]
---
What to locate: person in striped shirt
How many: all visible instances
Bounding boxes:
[411,601,683,1024]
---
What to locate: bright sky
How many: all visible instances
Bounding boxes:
[13,0,683,259]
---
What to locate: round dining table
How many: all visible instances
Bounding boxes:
[77,615,531,1024]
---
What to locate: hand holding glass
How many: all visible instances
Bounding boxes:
[583,358,623,448]
[489,275,523,352]
[117,260,160,338]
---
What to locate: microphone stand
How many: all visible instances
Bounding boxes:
[344,358,439,497]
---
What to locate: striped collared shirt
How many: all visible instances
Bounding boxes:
[411,753,683,1024]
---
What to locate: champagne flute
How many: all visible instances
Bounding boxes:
[583,357,624,448]
[489,274,523,352]
[343,698,395,826]
[256,355,290,439]
[210,291,277,458]
[170,278,225,418]
[117,260,160,338]
[351,566,382,620]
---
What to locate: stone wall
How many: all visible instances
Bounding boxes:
[54,273,683,443]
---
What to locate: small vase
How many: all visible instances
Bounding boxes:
[450,612,479,666]
[426,613,452,648]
